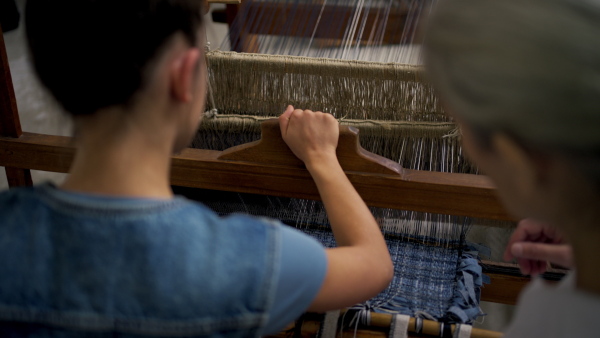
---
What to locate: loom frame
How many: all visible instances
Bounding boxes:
[0,15,557,336]
[219,0,422,53]
[0,13,535,305]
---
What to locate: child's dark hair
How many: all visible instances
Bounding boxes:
[25,0,204,116]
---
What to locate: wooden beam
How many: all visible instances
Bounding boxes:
[267,310,502,338]
[481,272,529,305]
[0,131,513,220]
[480,260,566,305]
[0,24,33,187]
[4,166,32,187]
[227,1,424,52]
[0,26,20,138]
[226,3,259,53]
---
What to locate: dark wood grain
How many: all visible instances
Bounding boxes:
[228,1,422,48]
[5,166,32,187]
[0,131,512,220]
[480,260,565,305]
[1,27,33,187]
[218,119,402,175]
[0,27,21,138]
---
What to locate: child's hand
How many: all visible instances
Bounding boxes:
[279,105,339,168]
[503,218,574,276]
[279,105,393,311]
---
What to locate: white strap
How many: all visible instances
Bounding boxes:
[389,314,411,338]
[454,323,472,338]
[319,310,341,338]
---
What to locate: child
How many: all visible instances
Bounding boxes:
[0,0,392,336]
[424,0,600,335]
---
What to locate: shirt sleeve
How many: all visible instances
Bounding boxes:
[262,224,328,335]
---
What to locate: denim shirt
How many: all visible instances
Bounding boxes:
[0,183,326,337]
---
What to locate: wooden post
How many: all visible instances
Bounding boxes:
[226,2,259,53]
[0,26,33,187]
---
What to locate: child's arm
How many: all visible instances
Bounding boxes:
[279,106,393,312]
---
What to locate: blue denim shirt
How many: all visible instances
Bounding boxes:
[0,184,327,337]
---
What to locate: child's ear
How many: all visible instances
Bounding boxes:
[170,48,200,103]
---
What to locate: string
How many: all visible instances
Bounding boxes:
[204,31,218,118]
[307,0,328,54]
[221,0,438,64]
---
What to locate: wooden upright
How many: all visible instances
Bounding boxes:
[0,25,32,187]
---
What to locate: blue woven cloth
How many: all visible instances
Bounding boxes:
[300,226,485,324]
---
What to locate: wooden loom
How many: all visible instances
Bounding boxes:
[0,8,564,337]
[214,0,428,57]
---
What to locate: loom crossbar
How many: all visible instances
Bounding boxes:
[0,126,511,221]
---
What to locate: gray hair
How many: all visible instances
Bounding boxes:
[424,0,600,158]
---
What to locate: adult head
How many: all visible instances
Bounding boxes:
[424,0,600,227]
[25,0,206,152]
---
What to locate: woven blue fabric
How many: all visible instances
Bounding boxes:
[300,226,485,324]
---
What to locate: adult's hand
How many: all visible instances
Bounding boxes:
[503,218,574,276]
